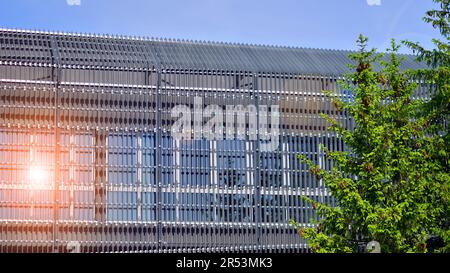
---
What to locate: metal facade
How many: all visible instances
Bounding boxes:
[0,29,427,253]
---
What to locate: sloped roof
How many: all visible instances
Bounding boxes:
[0,28,426,76]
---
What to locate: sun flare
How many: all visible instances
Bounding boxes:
[29,166,49,186]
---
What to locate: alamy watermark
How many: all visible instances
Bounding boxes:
[171,97,280,152]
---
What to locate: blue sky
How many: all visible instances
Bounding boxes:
[0,0,441,53]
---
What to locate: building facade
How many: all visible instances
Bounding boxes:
[0,29,425,253]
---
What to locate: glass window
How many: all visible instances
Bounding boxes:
[180,139,210,187]
[216,140,247,188]
[261,194,286,223]
[215,193,254,223]
[260,149,283,188]
[107,132,137,221]
[0,130,55,221]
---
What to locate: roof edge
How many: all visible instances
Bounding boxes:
[0,27,356,54]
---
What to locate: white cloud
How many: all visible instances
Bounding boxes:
[66,0,81,6]
[367,0,381,6]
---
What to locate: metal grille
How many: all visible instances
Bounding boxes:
[0,29,427,253]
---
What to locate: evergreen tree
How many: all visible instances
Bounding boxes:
[403,0,450,251]
[290,33,449,252]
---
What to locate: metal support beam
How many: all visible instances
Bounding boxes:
[94,130,107,222]
[155,69,162,250]
[252,73,262,252]
[50,36,61,253]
